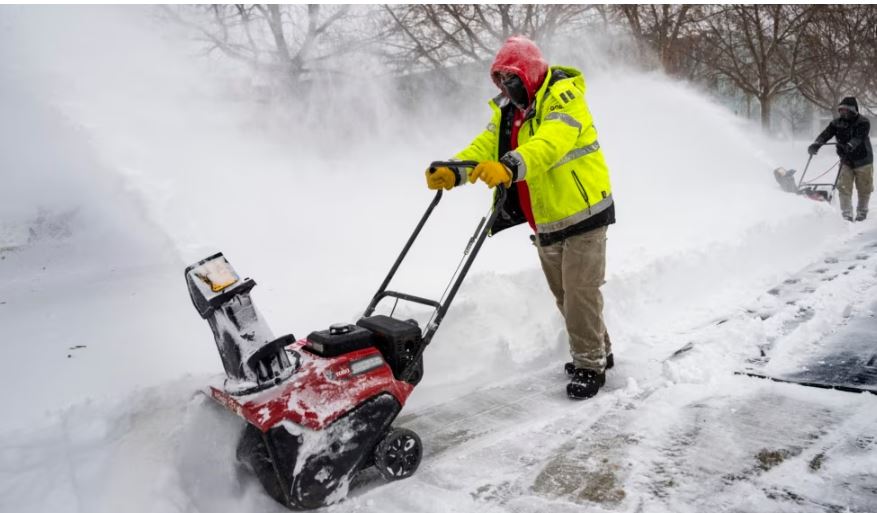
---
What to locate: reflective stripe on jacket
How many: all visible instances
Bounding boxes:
[454,66,614,244]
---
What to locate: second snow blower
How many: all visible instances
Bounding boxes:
[184,161,504,509]
[774,144,840,202]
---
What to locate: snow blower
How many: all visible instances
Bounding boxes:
[774,144,840,202]
[184,161,504,510]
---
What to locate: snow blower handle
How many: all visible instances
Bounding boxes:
[363,161,507,347]
[798,155,814,188]
[798,142,838,187]
[424,162,508,341]
[428,160,479,173]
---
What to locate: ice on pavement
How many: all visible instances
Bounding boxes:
[1,6,875,513]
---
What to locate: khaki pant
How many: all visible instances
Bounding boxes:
[537,226,611,372]
[837,163,874,217]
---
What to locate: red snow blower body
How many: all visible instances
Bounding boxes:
[185,161,502,509]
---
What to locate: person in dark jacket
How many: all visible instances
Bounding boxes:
[808,97,873,221]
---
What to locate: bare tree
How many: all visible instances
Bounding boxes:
[791,5,877,112]
[698,4,816,129]
[165,5,364,87]
[380,4,595,72]
[614,5,708,78]
[161,4,877,125]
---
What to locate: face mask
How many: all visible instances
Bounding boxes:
[500,74,530,110]
[838,107,855,121]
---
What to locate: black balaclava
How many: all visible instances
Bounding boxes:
[501,74,530,111]
[838,97,859,121]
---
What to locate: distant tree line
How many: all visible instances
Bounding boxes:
[168,4,877,130]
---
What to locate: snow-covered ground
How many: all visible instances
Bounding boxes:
[2,7,875,513]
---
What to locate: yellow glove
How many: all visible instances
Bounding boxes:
[469,161,512,188]
[425,166,457,191]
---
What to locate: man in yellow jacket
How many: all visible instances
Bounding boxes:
[426,36,616,400]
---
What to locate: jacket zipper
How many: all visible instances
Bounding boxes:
[571,170,591,215]
[525,105,536,137]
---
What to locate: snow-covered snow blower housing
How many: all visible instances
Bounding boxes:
[185,161,503,510]
[774,167,836,202]
[773,151,840,203]
[186,253,296,394]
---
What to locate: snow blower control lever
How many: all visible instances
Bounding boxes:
[183,160,507,510]
[363,160,506,341]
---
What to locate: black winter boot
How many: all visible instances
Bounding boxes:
[567,368,605,400]
[856,211,867,221]
[565,353,613,376]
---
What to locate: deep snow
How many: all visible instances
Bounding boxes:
[1,6,876,513]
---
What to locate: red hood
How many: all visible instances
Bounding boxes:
[490,36,548,105]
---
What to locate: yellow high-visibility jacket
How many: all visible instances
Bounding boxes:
[454,66,614,245]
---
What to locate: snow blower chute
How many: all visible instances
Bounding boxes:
[774,144,840,202]
[184,161,503,509]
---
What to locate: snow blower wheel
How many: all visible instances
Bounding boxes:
[374,428,422,480]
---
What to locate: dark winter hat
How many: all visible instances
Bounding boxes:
[838,97,859,113]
